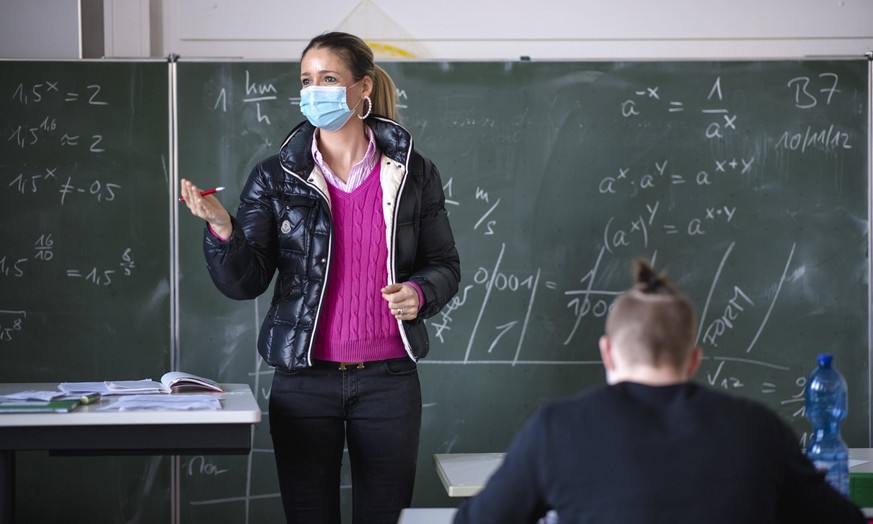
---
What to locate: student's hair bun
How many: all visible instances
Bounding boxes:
[633,259,675,294]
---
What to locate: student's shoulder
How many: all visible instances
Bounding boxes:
[689,382,788,426]
[691,381,771,408]
[536,384,613,418]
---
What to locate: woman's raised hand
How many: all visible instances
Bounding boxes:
[180,178,233,239]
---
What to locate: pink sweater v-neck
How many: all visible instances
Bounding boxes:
[312,161,407,362]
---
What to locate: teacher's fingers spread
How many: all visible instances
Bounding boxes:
[180,179,201,208]
[180,180,233,238]
[180,179,213,220]
[180,178,197,196]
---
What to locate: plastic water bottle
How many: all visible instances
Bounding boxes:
[805,353,850,496]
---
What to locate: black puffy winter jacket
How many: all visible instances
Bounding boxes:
[202,117,461,371]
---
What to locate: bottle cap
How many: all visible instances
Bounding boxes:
[817,353,833,367]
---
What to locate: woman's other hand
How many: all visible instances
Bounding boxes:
[381,283,420,321]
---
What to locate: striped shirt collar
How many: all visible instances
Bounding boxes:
[311,125,379,193]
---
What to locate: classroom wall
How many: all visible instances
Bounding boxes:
[1,2,871,523]
[3,0,870,60]
[0,0,106,59]
[0,0,82,59]
[150,0,873,60]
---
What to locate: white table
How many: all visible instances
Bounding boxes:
[434,453,505,497]
[397,508,457,524]
[850,448,873,472]
[0,383,260,524]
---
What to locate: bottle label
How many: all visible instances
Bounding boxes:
[812,459,850,496]
[812,459,837,474]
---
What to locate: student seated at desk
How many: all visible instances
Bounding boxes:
[454,260,865,524]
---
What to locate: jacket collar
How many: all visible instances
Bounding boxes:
[279,117,412,176]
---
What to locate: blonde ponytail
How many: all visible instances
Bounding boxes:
[371,65,397,121]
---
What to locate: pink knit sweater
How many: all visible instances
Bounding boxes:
[312,162,407,362]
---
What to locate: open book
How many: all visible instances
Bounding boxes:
[104,371,223,394]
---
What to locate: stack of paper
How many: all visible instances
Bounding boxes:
[0,390,80,413]
[97,394,221,411]
[59,371,223,396]
[1,373,226,413]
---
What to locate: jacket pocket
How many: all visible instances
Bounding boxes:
[275,272,303,302]
[277,195,317,254]
[270,270,316,329]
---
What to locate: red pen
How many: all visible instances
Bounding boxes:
[179,186,225,202]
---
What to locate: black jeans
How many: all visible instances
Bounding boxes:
[269,357,422,524]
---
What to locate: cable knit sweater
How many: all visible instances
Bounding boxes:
[312,161,407,362]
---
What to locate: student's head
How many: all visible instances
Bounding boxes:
[300,32,397,121]
[599,260,701,384]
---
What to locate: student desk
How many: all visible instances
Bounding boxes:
[397,508,457,524]
[0,383,260,524]
[849,448,873,507]
[434,453,505,497]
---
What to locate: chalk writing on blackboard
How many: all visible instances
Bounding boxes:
[0,234,55,279]
[8,81,110,155]
[11,81,108,106]
[1,60,175,522]
[185,456,229,477]
[0,256,27,278]
[171,60,868,522]
[58,176,120,204]
[0,310,26,342]
[786,73,840,109]
[65,248,137,286]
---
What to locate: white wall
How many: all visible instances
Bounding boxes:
[153,0,873,60]
[2,0,872,60]
[104,0,150,57]
[0,0,82,59]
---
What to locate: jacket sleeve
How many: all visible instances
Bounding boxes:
[203,159,279,301]
[407,156,461,319]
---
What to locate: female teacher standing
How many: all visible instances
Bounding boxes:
[180,32,461,524]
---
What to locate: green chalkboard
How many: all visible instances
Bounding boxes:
[2,59,868,523]
[175,59,870,521]
[176,62,294,522]
[0,60,172,522]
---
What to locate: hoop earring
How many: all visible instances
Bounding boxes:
[358,96,372,120]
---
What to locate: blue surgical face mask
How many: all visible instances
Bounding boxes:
[299,83,361,132]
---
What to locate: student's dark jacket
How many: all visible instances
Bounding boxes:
[201,117,460,372]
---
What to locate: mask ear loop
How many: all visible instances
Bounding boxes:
[358,96,372,120]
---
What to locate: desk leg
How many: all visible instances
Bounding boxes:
[0,450,13,524]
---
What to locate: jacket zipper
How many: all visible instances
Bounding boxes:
[375,116,416,359]
[306,183,331,367]
[278,130,332,367]
[281,119,417,364]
